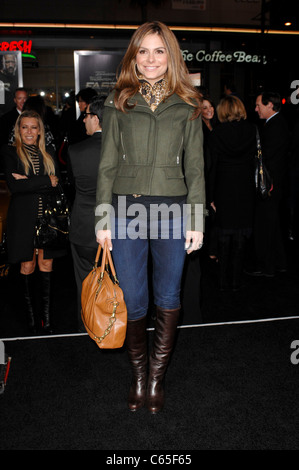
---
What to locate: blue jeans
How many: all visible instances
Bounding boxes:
[111,210,186,320]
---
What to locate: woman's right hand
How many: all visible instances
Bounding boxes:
[49,175,59,187]
[96,229,112,251]
[12,173,27,180]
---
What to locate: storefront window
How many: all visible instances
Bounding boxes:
[23,48,75,114]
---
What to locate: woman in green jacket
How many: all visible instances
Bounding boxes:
[95,21,205,414]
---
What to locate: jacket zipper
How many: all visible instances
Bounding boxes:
[177,137,184,164]
[120,132,126,161]
[148,114,159,194]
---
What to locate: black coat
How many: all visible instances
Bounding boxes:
[3,144,61,263]
[0,107,19,147]
[209,119,256,230]
[259,112,290,201]
[67,131,102,248]
[253,112,290,273]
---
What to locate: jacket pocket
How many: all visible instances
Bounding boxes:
[164,167,185,179]
[116,165,139,178]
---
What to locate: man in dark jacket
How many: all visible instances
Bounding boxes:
[68,95,104,331]
[251,91,290,276]
[0,87,27,153]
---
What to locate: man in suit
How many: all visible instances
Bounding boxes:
[0,87,27,146]
[250,91,290,276]
[68,95,104,331]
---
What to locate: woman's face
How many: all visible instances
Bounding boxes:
[201,100,215,121]
[135,33,168,86]
[19,117,40,146]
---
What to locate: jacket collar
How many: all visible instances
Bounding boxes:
[106,90,190,114]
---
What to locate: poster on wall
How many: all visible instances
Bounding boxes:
[0,51,23,117]
[189,72,201,86]
[74,50,125,117]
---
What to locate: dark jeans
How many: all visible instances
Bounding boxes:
[111,215,186,320]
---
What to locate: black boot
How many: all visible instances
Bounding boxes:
[126,316,148,411]
[40,271,53,334]
[146,307,180,414]
[21,272,37,334]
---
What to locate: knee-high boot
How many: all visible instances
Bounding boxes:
[146,306,180,414]
[126,316,148,411]
[21,272,36,334]
[40,271,53,334]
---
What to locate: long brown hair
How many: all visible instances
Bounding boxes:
[114,21,201,117]
[14,110,55,176]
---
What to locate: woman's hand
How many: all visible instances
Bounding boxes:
[210,201,216,212]
[185,230,204,254]
[49,175,59,187]
[12,173,27,180]
[96,229,112,251]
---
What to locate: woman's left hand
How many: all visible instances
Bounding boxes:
[49,175,59,187]
[185,231,204,254]
[12,173,27,180]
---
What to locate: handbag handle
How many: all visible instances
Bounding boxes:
[103,242,118,282]
[94,243,102,267]
[95,242,119,284]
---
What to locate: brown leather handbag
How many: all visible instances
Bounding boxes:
[81,242,127,349]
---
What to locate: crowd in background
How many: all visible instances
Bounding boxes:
[0,82,299,329]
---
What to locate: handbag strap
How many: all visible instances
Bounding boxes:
[94,243,102,267]
[100,242,107,276]
[256,127,261,149]
[95,241,119,284]
[106,243,118,283]
[256,126,262,159]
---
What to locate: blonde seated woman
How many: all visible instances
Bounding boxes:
[3,110,62,334]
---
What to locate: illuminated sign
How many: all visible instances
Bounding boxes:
[0,40,32,53]
[182,49,267,64]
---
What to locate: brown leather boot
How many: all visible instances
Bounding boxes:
[146,306,180,414]
[126,316,148,411]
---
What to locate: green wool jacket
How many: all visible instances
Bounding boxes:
[95,90,206,231]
